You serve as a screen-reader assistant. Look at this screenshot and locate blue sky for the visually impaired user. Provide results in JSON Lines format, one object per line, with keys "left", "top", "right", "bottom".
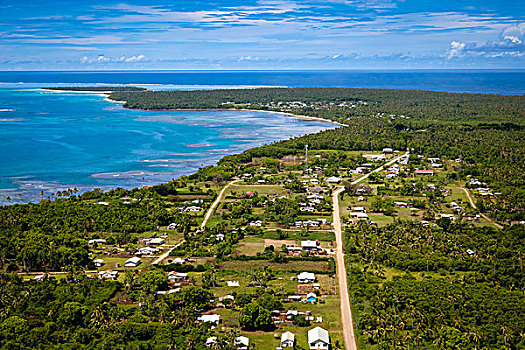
{"left": 1, "top": 0, "right": 524, "bottom": 70}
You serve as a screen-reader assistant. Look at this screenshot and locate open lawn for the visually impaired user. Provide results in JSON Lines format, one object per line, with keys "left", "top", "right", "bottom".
{"left": 220, "top": 260, "right": 331, "bottom": 273}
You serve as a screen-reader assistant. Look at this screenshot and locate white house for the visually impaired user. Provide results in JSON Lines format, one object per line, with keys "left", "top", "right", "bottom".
{"left": 308, "top": 327, "right": 330, "bottom": 350}
{"left": 326, "top": 176, "right": 342, "bottom": 184}
{"left": 281, "top": 332, "right": 295, "bottom": 348}
{"left": 352, "top": 206, "right": 366, "bottom": 213}
{"left": 93, "top": 258, "right": 104, "bottom": 267}
{"left": 124, "top": 257, "right": 141, "bottom": 267}
{"left": 235, "top": 336, "right": 250, "bottom": 350}
{"left": 148, "top": 238, "right": 165, "bottom": 245}
{"left": 98, "top": 270, "right": 118, "bottom": 280}
{"left": 184, "top": 206, "right": 202, "bottom": 212}
{"left": 168, "top": 271, "right": 188, "bottom": 281}
{"left": 297, "top": 272, "right": 316, "bottom": 283}
{"left": 350, "top": 212, "right": 369, "bottom": 220}
{"left": 88, "top": 239, "right": 106, "bottom": 245}
{"left": 227, "top": 280, "right": 240, "bottom": 287}
{"left": 167, "top": 223, "right": 178, "bottom": 230}
{"left": 197, "top": 314, "right": 221, "bottom": 325}
{"left": 301, "top": 240, "right": 319, "bottom": 251}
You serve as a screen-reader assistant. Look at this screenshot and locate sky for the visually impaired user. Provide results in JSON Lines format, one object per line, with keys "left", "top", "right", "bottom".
{"left": 0, "top": 0, "right": 524, "bottom": 70}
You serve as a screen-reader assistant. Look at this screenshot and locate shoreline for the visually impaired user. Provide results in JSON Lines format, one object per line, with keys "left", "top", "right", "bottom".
{"left": 40, "top": 88, "right": 347, "bottom": 127}
{"left": 108, "top": 100, "right": 348, "bottom": 127}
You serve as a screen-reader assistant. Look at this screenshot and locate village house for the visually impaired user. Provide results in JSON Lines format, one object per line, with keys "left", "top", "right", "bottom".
{"left": 308, "top": 327, "right": 330, "bottom": 350}
{"left": 301, "top": 240, "right": 319, "bottom": 251}
{"left": 414, "top": 169, "right": 434, "bottom": 176}
{"left": 184, "top": 206, "right": 202, "bottom": 212}
{"left": 326, "top": 176, "right": 342, "bottom": 184}
{"left": 306, "top": 292, "right": 317, "bottom": 303}
{"left": 297, "top": 272, "right": 316, "bottom": 283}
{"left": 93, "top": 258, "right": 104, "bottom": 267}
{"left": 98, "top": 270, "right": 118, "bottom": 280}
{"left": 235, "top": 336, "right": 250, "bottom": 350}
{"left": 350, "top": 212, "right": 369, "bottom": 220}
{"left": 88, "top": 238, "right": 106, "bottom": 245}
{"left": 148, "top": 237, "right": 165, "bottom": 245}
{"left": 168, "top": 271, "right": 188, "bottom": 281}
{"left": 167, "top": 223, "right": 178, "bottom": 230}
{"left": 281, "top": 332, "right": 295, "bottom": 348}
{"left": 197, "top": 314, "right": 221, "bottom": 325}
{"left": 124, "top": 257, "right": 141, "bottom": 267}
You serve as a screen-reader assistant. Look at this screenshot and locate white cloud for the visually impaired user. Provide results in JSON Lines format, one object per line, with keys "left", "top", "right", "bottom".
{"left": 504, "top": 35, "right": 522, "bottom": 44}
{"left": 447, "top": 41, "right": 465, "bottom": 59}
{"left": 125, "top": 54, "right": 145, "bottom": 62}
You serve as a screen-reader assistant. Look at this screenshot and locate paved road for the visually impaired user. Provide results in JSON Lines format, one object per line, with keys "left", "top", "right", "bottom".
{"left": 331, "top": 151, "right": 409, "bottom": 350}
{"left": 460, "top": 187, "right": 503, "bottom": 229}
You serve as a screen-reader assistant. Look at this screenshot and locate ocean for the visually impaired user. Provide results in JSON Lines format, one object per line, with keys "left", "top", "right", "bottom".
{"left": 0, "top": 70, "right": 523, "bottom": 204}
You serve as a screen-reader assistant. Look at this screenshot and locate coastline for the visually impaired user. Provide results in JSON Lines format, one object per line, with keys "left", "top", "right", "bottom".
{"left": 40, "top": 88, "right": 347, "bottom": 127}
{"left": 106, "top": 96, "right": 348, "bottom": 127}
{"left": 121, "top": 107, "right": 348, "bottom": 127}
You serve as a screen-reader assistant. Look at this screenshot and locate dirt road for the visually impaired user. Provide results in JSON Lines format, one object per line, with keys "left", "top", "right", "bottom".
{"left": 332, "top": 186, "right": 358, "bottom": 350}
{"left": 460, "top": 187, "right": 503, "bottom": 229}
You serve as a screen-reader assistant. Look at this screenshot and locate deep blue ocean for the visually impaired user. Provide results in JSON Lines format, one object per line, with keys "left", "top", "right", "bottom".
{"left": 0, "top": 70, "right": 523, "bottom": 204}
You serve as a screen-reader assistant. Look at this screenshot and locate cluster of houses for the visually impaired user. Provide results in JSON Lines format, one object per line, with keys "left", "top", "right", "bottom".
{"left": 204, "top": 327, "right": 331, "bottom": 350}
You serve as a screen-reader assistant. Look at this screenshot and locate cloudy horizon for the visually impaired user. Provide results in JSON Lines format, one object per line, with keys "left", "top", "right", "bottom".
{"left": 1, "top": 1, "right": 524, "bottom": 70}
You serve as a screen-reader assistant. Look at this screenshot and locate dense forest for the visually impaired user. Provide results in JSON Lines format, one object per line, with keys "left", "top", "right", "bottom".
{"left": 109, "top": 87, "right": 525, "bottom": 124}
{"left": 345, "top": 221, "right": 525, "bottom": 349}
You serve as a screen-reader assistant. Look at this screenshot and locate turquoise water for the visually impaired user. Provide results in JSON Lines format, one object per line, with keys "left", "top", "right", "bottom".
{"left": 0, "top": 87, "right": 337, "bottom": 204}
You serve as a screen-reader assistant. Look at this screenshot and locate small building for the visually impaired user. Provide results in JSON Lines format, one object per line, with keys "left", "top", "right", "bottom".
{"left": 235, "top": 336, "right": 250, "bottom": 350}
{"left": 350, "top": 212, "right": 369, "bottom": 220}
{"left": 281, "top": 332, "right": 295, "bottom": 348}
{"left": 227, "top": 280, "right": 240, "bottom": 287}
{"left": 308, "top": 327, "right": 330, "bottom": 350}
{"left": 168, "top": 271, "right": 188, "bottom": 281}
{"left": 205, "top": 337, "right": 217, "bottom": 347}
{"left": 383, "top": 148, "right": 393, "bottom": 154}
{"left": 352, "top": 206, "right": 366, "bottom": 213}
{"left": 297, "top": 272, "right": 316, "bottom": 283}
{"left": 197, "top": 314, "right": 221, "bottom": 325}
{"left": 301, "top": 240, "right": 319, "bottom": 251}
{"left": 148, "top": 238, "right": 165, "bottom": 245}
{"left": 414, "top": 169, "right": 434, "bottom": 176}
{"left": 88, "top": 239, "right": 106, "bottom": 245}
{"left": 124, "top": 257, "right": 141, "bottom": 267}
{"left": 394, "top": 201, "right": 408, "bottom": 208}
{"left": 250, "top": 220, "right": 263, "bottom": 227}
{"left": 93, "top": 258, "right": 104, "bottom": 267}
{"left": 306, "top": 292, "right": 317, "bottom": 303}
{"left": 98, "top": 270, "right": 118, "bottom": 280}
{"left": 167, "top": 223, "right": 178, "bottom": 230}
{"left": 326, "top": 176, "right": 342, "bottom": 184}
{"left": 184, "top": 206, "right": 202, "bottom": 212}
